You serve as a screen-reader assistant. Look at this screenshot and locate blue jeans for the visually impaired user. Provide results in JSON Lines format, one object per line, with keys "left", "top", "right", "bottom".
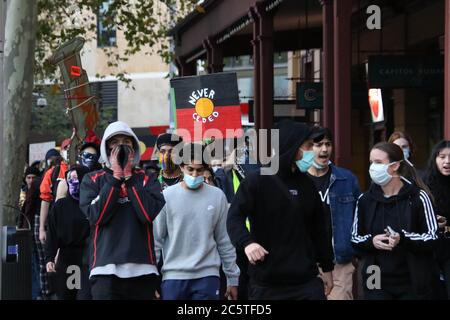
{"left": 161, "top": 276, "right": 220, "bottom": 300}
{"left": 31, "top": 247, "right": 41, "bottom": 300}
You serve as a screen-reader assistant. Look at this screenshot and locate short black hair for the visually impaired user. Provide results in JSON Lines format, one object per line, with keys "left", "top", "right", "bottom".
{"left": 80, "top": 142, "right": 100, "bottom": 155}
{"left": 156, "top": 133, "right": 183, "bottom": 150}
{"left": 180, "top": 143, "right": 207, "bottom": 166}
{"left": 312, "top": 126, "right": 333, "bottom": 143}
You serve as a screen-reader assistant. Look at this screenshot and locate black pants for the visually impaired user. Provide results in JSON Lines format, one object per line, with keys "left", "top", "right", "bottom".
{"left": 441, "top": 259, "right": 450, "bottom": 299}
{"left": 249, "top": 277, "right": 326, "bottom": 300}
{"left": 90, "top": 274, "right": 158, "bottom": 300}
{"left": 77, "top": 264, "right": 92, "bottom": 300}
{"left": 55, "top": 249, "right": 85, "bottom": 300}
{"left": 364, "top": 285, "right": 417, "bottom": 300}
{"left": 236, "top": 249, "right": 250, "bottom": 300}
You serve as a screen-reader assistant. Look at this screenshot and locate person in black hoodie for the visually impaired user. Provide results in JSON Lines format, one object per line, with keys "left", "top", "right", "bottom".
{"left": 227, "top": 120, "right": 334, "bottom": 300}
{"left": 80, "top": 121, "right": 165, "bottom": 300}
{"left": 352, "top": 142, "right": 438, "bottom": 300}
{"left": 45, "top": 165, "right": 90, "bottom": 300}
{"left": 423, "top": 140, "right": 450, "bottom": 298}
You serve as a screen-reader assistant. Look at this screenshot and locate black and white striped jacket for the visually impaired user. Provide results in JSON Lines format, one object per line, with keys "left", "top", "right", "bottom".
{"left": 351, "top": 182, "right": 438, "bottom": 298}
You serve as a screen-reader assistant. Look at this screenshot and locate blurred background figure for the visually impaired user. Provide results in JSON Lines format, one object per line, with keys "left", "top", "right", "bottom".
{"left": 388, "top": 131, "right": 416, "bottom": 166}
{"left": 423, "top": 141, "right": 450, "bottom": 299}
{"left": 19, "top": 166, "right": 42, "bottom": 300}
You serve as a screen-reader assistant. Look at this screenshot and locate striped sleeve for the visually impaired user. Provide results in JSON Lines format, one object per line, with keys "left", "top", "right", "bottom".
{"left": 401, "top": 190, "right": 438, "bottom": 242}
{"left": 400, "top": 190, "right": 438, "bottom": 252}
{"left": 351, "top": 194, "right": 376, "bottom": 253}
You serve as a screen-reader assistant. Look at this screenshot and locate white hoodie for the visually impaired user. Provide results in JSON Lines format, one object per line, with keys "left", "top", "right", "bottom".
{"left": 100, "top": 121, "right": 141, "bottom": 168}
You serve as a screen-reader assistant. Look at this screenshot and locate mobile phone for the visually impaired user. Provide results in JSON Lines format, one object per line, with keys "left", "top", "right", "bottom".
{"left": 386, "top": 226, "right": 398, "bottom": 237}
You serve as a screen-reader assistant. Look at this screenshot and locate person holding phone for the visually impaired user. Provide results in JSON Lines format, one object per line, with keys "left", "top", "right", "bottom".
{"left": 351, "top": 142, "right": 439, "bottom": 300}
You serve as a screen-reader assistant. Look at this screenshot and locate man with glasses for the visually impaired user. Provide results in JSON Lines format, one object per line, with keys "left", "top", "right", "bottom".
{"left": 154, "top": 143, "right": 240, "bottom": 300}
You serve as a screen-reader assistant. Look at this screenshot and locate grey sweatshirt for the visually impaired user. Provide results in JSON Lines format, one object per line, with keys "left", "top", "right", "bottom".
{"left": 154, "top": 183, "right": 240, "bottom": 286}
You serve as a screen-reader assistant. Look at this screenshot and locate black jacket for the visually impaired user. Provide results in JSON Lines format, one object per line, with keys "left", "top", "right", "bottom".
{"left": 80, "top": 168, "right": 165, "bottom": 269}
{"left": 215, "top": 163, "right": 260, "bottom": 204}
{"left": 227, "top": 120, "right": 334, "bottom": 286}
{"left": 351, "top": 182, "right": 439, "bottom": 298}
{"left": 45, "top": 196, "right": 90, "bottom": 265}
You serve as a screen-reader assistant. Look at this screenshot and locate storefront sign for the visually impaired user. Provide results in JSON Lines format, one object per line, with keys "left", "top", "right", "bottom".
{"left": 368, "top": 55, "right": 444, "bottom": 88}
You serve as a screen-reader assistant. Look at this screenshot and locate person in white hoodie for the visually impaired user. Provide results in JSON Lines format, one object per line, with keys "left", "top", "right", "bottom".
{"left": 80, "top": 121, "right": 165, "bottom": 300}
{"left": 154, "top": 143, "right": 240, "bottom": 300}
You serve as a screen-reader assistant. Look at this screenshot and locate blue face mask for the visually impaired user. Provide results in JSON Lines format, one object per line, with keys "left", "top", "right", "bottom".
{"left": 184, "top": 174, "right": 204, "bottom": 189}
{"left": 313, "top": 160, "right": 332, "bottom": 170}
{"left": 313, "top": 161, "right": 325, "bottom": 170}
{"left": 403, "top": 148, "right": 411, "bottom": 160}
{"left": 296, "top": 150, "right": 316, "bottom": 173}
{"left": 369, "top": 162, "right": 396, "bottom": 186}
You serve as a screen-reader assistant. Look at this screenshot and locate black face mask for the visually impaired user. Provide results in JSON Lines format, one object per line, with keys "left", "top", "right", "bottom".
{"left": 117, "top": 144, "right": 133, "bottom": 169}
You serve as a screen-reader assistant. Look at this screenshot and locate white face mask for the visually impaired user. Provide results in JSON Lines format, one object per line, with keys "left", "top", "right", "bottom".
{"left": 369, "top": 162, "right": 396, "bottom": 186}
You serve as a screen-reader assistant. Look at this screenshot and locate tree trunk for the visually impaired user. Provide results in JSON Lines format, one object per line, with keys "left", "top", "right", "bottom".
{"left": 0, "top": 0, "right": 7, "bottom": 299}
{"left": 1, "top": 0, "right": 38, "bottom": 228}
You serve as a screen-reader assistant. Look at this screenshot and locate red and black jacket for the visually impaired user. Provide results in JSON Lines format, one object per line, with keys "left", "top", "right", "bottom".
{"left": 80, "top": 168, "right": 165, "bottom": 270}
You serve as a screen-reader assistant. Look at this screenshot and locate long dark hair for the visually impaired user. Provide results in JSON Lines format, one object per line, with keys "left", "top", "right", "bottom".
{"left": 423, "top": 141, "right": 450, "bottom": 216}
{"left": 372, "top": 142, "right": 432, "bottom": 197}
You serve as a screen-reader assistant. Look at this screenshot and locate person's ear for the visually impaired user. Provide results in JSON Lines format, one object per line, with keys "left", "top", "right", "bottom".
{"left": 391, "top": 161, "right": 401, "bottom": 173}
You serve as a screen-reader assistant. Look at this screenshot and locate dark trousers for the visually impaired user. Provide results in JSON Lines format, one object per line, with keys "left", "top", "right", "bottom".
{"left": 161, "top": 276, "right": 220, "bottom": 300}
{"left": 90, "top": 274, "right": 158, "bottom": 300}
{"left": 77, "top": 264, "right": 92, "bottom": 300}
{"left": 364, "top": 285, "right": 417, "bottom": 300}
{"left": 441, "top": 259, "right": 450, "bottom": 299}
{"left": 55, "top": 249, "right": 85, "bottom": 300}
{"left": 248, "top": 277, "right": 326, "bottom": 300}
{"left": 34, "top": 215, "right": 50, "bottom": 297}
{"left": 236, "top": 249, "right": 249, "bottom": 300}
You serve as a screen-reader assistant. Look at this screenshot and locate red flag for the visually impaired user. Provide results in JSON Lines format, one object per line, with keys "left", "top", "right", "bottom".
{"left": 170, "top": 73, "right": 242, "bottom": 142}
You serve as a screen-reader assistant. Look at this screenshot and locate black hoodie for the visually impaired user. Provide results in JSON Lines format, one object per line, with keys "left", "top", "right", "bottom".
{"left": 46, "top": 165, "right": 91, "bottom": 266}
{"left": 352, "top": 182, "right": 439, "bottom": 298}
{"left": 227, "top": 120, "right": 334, "bottom": 286}
{"left": 424, "top": 171, "right": 450, "bottom": 261}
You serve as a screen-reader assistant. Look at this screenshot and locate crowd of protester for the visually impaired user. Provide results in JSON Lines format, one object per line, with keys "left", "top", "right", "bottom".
{"left": 17, "top": 120, "right": 450, "bottom": 300}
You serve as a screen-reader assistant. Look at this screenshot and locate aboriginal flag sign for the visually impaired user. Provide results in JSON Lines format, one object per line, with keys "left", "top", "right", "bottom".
{"left": 170, "top": 72, "right": 242, "bottom": 141}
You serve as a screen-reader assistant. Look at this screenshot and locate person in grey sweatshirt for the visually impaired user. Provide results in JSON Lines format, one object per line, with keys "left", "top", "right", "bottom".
{"left": 154, "top": 143, "right": 240, "bottom": 300}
